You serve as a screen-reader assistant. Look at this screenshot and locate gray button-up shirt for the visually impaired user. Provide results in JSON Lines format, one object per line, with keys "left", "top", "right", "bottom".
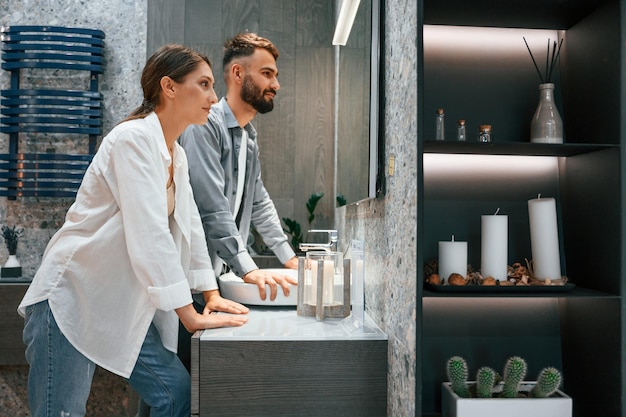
{"left": 178, "top": 98, "right": 295, "bottom": 278}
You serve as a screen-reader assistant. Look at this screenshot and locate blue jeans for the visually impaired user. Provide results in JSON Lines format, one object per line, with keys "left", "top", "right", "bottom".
{"left": 23, "top": 300, "right": 190, "bottom": 417}
{"left": 136, "top": 299, "right": 201, "bottom": 417}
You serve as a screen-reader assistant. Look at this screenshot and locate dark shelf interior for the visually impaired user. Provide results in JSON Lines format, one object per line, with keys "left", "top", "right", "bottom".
{"left": 419, "top": 1, "right": 623, "bottom": 416}
{"left": 424, "top": 0, "right": 613, "bottom": 29}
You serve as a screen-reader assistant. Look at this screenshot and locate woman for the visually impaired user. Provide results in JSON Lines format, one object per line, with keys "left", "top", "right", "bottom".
{"left": 18, "top": 44, "right": 249, "bottom": 417}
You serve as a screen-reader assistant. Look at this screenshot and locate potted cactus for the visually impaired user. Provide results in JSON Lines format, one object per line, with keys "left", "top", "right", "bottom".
{"left": 442, "top": 356, "right": 572, "bottom": 417}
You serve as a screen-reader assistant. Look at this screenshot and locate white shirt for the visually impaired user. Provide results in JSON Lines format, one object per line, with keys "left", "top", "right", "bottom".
{"left": 18, "top": 112, "right": 217, "bottom": 378}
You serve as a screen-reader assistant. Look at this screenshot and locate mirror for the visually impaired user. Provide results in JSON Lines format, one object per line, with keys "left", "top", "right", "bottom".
{"left": 147, "top": 0, "right": 382, "bottom": 228}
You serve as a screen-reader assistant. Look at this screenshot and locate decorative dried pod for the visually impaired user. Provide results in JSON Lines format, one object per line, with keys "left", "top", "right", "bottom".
{"left": 509, "top": 262, "right": 528, "bottom": 279}
{"left": 426, "top": 273, "right": 441, "bottom": 285}
{"left": 482, "top": 276, "right": 497, "bottom": 286}
{"left": 499, "top": 280, "right": 514, "bottom": 286}
{"left": 448, "top": 273, "right": 467, "bottom": 286}
{"left": 466, "top": 271, "right": 481, "bottom": 286}
{"left": 424, "top": 259, "right": 438, "bottom": 278}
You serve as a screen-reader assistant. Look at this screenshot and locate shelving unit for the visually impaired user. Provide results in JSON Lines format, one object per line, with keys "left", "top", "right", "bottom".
{"left": 417, "top": 1, "right": 624, "bottom": 416}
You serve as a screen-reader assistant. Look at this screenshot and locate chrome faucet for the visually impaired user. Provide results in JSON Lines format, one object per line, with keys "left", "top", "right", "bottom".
{"left": 299, "top": 229, "right": 338, "bottom": 252}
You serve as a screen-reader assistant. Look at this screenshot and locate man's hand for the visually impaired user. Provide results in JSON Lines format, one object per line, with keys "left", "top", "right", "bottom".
{"left": 283, "top": 256, "right": 299, "bottom": 270}
{"left": 242, "top": 269, "right": 298, "bottom": 301}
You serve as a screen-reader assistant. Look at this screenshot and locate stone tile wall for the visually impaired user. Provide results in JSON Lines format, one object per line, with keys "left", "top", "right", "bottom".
{"left": 0, "top": 0, "right": 147, "bottom": 276}
{"left": 339, "top": 0, "right": 419, "bottom": 415}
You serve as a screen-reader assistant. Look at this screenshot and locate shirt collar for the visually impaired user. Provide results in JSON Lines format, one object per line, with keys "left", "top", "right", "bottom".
{"left": 219, "top": 97, "right": 257, "bottom": 139}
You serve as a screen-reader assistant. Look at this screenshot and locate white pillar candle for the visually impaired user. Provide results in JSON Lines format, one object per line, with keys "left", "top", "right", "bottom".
{"left": 305, "top": 260, "right": 318, "bottom": 305}
{"left": 439, "top": 236, "right": 467, "bottom": 281}
{"left": 528, "top": 196, "right": 562, "bottom": 280}
{"left": 322, "top": 260, "right": 335, "bottom": 304}
{"left": 481, "top": 213, "right": 508, "bottom": 281}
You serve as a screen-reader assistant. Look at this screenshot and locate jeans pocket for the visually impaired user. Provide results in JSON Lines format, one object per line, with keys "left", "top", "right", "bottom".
{"left": 23, "top": 303, "right": 36, "bottom": 319}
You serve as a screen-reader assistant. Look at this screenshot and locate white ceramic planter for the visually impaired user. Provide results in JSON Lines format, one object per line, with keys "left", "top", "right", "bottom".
{"left": 441, "top": 382, "right": 572, "bottom": 417}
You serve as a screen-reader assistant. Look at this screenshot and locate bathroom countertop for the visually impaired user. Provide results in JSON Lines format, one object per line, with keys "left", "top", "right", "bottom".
{"left": 197, "top": 307, "right": 387, "bottom": 341}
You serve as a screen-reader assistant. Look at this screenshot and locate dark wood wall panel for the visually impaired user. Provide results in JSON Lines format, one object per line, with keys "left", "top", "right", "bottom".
{"left": 184, "top": 0, "right": 223, "bottom": 45}
{"left": 221, "top": 1, "right": 260, "bottom": 39}
{"left": 148, "top": 0, "right": 185, "bottom": 48}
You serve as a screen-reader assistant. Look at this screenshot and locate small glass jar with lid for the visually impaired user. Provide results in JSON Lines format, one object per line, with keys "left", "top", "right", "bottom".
{"left": 478, "top": 124, "right": 492, "bottom": 142}
{"left": 457, "top": 119, "right": 466, "bottom": 141}
{"left": 435, "top": 108, "right": 445, "bottom": 141}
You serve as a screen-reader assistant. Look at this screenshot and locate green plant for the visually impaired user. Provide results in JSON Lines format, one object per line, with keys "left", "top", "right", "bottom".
{"left": 530, "top": 367, "right": 562, "bottom": 398}
{"left": 475, "top": 367, "right": 498, "bottom": 398}
{"left": 282, "top": 217, "right": 303, "bottom": 252}
{"left": 282, "top": 192, "right": 324, "bottom": 252}
{"left": 502, "top": 356, "right": 527, "bottom": 398}
{"left": 305, "top": 192, "right": 324, "bottom": 224}
{"left": 1, "top": 224, "right": 24, "bottom": 255}
{"left": 446, "top": 356, "right": 470, "bottom": 398}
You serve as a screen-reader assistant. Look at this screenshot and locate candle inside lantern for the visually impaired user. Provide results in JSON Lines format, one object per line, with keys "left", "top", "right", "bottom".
{"left": 481, "top": 210, "right": 508, "bottom": 281}
{"left": 322, "top": 260, "right": 335, "bottom": 305}
{"left": 439, "top": 235, "right": 467, "bottom": 281}
{"left": 528, "top": 195, "right": 562, "bottom": 280}
{"left": 305, "top": 251, "right": 340, "bottom": 306}
{"left": 305, "top": 259, "right": 318, "bottom": 305}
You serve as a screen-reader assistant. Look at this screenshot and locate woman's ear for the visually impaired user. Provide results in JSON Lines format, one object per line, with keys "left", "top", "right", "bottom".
{"left": 160, "top": 76, "right": 176, "bottom": 99}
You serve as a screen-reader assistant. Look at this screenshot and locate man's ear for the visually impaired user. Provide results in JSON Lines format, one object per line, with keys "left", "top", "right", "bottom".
{"left": 231, "top": 63, "right": 245, "bottom": 84}
{"left": 160, "top": 76, "right": 176, "bottom": 99}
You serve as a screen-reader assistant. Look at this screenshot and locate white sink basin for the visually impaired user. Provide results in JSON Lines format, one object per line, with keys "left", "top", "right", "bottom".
{"left": 217, "top": 268, "right": 298, "bottom": 306}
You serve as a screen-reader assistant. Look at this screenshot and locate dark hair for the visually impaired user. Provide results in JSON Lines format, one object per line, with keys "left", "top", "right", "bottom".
{"left": 222, "top": 33, "right": 279, "bottom": 74}
{"left": 123, "top": 44, "right": 212, "bottom": 122}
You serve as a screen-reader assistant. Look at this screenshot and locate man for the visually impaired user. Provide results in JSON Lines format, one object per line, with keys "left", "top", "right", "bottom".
{"left": 179, "top": 32, "right": 298, "bottom": 303}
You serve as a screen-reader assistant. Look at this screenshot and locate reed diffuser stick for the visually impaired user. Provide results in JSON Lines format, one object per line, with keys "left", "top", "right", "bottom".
{"left": 524, "top": 36, "right": 564, "bottom": 84}
{"left": 523, "top": 36, "right": 544, "bottom": 83}
{"left": 547, "top": 38, "right": 564, "bottom": 84}
{"left": 546, "top": 38, "right": 550, "bottom": 82}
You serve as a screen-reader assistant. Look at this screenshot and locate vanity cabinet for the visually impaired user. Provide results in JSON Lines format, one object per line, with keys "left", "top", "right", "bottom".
{"left": 190, "top": 308, "right": 387, "bottom": 417}
{"left": 417, "top": 1, "right": 624, "bottom": 416}
{"left": 0, "top": 281, "right": 29, "bottom": 365}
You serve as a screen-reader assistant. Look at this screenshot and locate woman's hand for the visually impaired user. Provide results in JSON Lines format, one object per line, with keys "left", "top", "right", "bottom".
{"left": 203, "top": 289, "right": 249, "bottom": 314}
{"left": 176, "top": 299, "right": 248, "bottom": 333}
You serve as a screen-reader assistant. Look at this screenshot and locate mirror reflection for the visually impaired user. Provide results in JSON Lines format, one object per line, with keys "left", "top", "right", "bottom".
{"left": 148, "top": 0, "right": 376, "bottom": 230}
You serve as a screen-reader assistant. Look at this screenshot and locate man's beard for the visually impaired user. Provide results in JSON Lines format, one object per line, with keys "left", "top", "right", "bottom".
{"left": 241, "top": 75, "right": 275, "bottom": 114}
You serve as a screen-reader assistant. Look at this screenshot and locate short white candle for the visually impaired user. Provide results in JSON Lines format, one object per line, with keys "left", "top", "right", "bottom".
{"left": 439, "top": 236, "right": 467, "bottom": 281}
{"left": 528, "top": 195, "right": 562, "bottom": 280}
{"left": 481, "top": 212, "right": 508, "bottom": 281}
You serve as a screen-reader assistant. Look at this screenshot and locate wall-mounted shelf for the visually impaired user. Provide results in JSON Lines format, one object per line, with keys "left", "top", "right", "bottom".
{"left": 423, "top": 285, "right": 618, "bottom": 298}
{"left": 423, "top": 141, "right": 617, "bottom": 157}
{"left": 418, "top": 1, "right": 623, "bottom": 416}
